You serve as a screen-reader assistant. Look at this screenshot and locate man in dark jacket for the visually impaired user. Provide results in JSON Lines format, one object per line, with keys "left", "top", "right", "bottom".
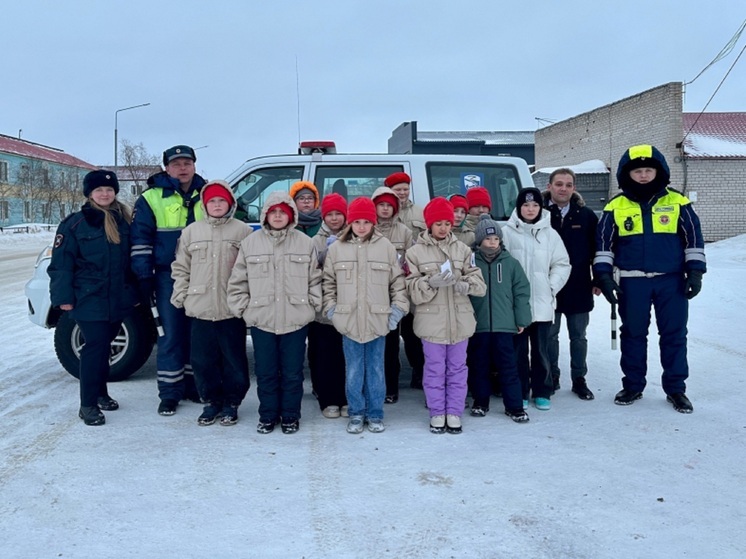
{"left": 543, "top": 168, "right": 598, "bottom": 400}
{"left": 131, "top": 145, "right": 206, "bottom": 415}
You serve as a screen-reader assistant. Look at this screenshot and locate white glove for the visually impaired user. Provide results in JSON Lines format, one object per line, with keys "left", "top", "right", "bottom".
{"left": 428, "top": 270, "right": 456, "bottom": 288}
{"left": 326, "top": 305, "right": 336, "bottom": 319}
{"left": 454, "top": 281, "right": 469, "bottom": 296}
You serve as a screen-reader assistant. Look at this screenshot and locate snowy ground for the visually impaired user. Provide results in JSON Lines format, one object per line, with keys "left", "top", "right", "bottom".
{"left": 1, "top": 230, "right": 745, "bottom": 559}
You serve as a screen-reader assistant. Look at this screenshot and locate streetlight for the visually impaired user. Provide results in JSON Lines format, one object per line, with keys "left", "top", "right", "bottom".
{"left": 114, "top": 103, "right": 150, "bottom": 168}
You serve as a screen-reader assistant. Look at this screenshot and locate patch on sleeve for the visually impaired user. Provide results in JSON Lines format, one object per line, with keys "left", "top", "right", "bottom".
{"left": 54, "top": 234, "right": 64, "bottom": 248}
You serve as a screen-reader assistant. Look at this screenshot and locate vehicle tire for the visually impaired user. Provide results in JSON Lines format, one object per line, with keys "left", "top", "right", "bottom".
{"left": 53, "top": 309, "right": 155, "bottom": 382}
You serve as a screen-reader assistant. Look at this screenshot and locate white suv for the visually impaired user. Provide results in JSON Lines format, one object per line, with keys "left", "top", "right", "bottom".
{"left": 26, "top": 144, "right": 535, "bottom": 381}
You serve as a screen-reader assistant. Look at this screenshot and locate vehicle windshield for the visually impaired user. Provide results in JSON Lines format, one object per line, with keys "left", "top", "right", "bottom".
{"left": 232, "top": 166, "right": 304, "bottom": 223}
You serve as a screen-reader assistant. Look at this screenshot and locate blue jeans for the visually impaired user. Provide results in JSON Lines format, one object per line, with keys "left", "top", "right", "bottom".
{"left": 548, "top": 311, "right": 590, "bottom": 381}
{"left": 251, "top": 326, "right": 308, "bottom": 423}
{"left": 342, "top": 336, "right": 385, "bottom": 420}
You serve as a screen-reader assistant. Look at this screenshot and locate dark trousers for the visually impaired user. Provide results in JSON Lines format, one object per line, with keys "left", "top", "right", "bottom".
{"left": 548, "top": 311, "right": 590, "bottom": 381}
{"left": 251, "top": 326, "right": 308, "bottom": 423}
{"left": 76, "top": 320, "right": 121, "bottom": 407}
{"left": 384, "top": 328, "right": 402, "bottom": 396}
{"left": 400, "top": 313, "right": 425, "bottom": 386}
{"left": 514, "top": 321, "right": 553, "bottom": 399}
{"left": 469, "top": 332, "right": 523, "bottom": 411}
{"left": 618, "top": 273, "right": 689, "bottom": 394}
{"left": 307, "top": 321, "right": 347, "bottom": 409}
{"left": 155, "top": 271, "right": 197, "bottom": 401}
{"left": 191, "top": 318, "right": 250, "bottom": 407}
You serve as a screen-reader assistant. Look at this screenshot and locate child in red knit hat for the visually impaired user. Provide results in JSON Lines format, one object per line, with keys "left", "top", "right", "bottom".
{"left": 404, "top": 197, "right": 486, "bottom": 434}
{"left": 322, "top": 197, "right": 409, "bottom": 434}
{"left": 449, "top": 194, "right": 475, "bottom": 247}
{"left": 308, "top": 193, "right": 349, "bottom": 419}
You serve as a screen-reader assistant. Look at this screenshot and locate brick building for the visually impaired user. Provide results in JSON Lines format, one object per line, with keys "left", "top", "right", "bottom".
{"left": 535, "top": 82, "right": 746, "bottom": 241}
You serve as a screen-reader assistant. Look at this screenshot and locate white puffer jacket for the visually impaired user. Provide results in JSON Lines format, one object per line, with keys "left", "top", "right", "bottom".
{"left": 501, "top": 208, "right": 570, "bottom": 322}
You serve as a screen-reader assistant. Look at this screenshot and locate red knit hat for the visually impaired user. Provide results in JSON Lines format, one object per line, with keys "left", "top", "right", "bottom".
{"left": 449, "top": 194, "right": 468, "bottom": 212}
{"left": 202, "top": 181, "right": 234, "bottom": 205}
{"left": 321, "top": 193, "right": 348, "bottom": 219}
{"left": 347, "top": 197, "right": 377, "bottom": 224}
{"left": 465, "top": 186, "right": 491, "bottom": 210}
{"left": 265, "top": 202, "right": 294, "bottom": 224}
{"left": 384, "top": 172, "right": 411, "bottom": 188}
{"left": 423, "top": 197, "right": 455, "bottom": 229}
{"left": 373, "top": 192, "right": 399, "bottom": 214}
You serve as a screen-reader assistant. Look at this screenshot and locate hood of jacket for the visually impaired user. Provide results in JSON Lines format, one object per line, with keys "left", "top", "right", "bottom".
{"left": 507, "top": 206, "right": 552, "bottom": 236}
{"left": 200, "top": 180, "right": 238, "bottom": 224}
{"left": 259, "top": 190, "right": 299, "bottom": 231}
{"left": 542, "top": 190, "right": 587, "bottom": 208}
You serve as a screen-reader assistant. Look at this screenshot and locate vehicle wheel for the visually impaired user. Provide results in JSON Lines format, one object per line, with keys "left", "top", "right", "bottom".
{"left": 53, "top": 310, "right": 155, "bottom": 382}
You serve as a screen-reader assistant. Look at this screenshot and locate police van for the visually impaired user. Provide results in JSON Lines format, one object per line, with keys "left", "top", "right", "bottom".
{"left": 25, "top": 142, "right": 535, "bottom": 381}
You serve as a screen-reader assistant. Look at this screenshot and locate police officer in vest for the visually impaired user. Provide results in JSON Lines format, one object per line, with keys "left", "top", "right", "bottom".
{"left": 131, "top": 145, "right": 206, "bottom": 415}
{"left": 594, "top": 145, "right": 706, "bottom": 413}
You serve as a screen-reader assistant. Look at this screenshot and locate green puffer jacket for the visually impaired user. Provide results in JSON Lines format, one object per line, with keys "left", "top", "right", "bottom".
{"left": 470, "top": 248, "right": 532, "bottom": 333}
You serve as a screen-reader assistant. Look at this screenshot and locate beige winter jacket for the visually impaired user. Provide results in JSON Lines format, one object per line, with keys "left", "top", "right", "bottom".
{"left": 397, "top": 198, "right": 426, "bottom": 237}
{"left": 227, "top": 191, "right": 322, "bottom": 334}
{"left": 405, "top": 231, "right": 486, "bottom": 344}
{"left": 170, "top": 187, "right": 252, "bottom": 321}
{"left": 312, "top": 222, "right": 342, "bottom": 325}
{"left": 322, "top": 228, "right": 409, "bottom": 344}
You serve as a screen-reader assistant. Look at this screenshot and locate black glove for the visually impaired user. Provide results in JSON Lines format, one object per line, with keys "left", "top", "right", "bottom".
{"left": 138, "top": 277, "right": 155, "bottom": 306}
{"left": 685, "top": 270, "right": 703, "bottom": 300}
{"left": 596, "top": 273, "right": 622, "bottom": 305}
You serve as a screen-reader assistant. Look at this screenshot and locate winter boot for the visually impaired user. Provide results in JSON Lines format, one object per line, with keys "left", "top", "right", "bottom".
{"left": 79, "top": 406, "right": 105, "bottom": 426}
{"left": 667, "top": 393, "right": 693, "bottom": 414}
{"left": 257, "top": 419, "right": 278, "bottom": 434}
{"left": 572, "top": 378, "right": 595, "bottom": 400}
{"left": 197, "top": 403, "right": 222, "bottom": 426}
{"left": 446, "top": 414, "right": 462, "bottom": 434}
{"left": 219, "top": 404, "right": 239, "bottom": 426}
{"left": 97, "top": 396, "right": 119, "bottom": 411}
{"left": 429, "top": 414, "right": 446, "bottom": 434}
{"left": 470, "top": 405, "right": 488, "bottom": 417}
{"left": 158, "top": 399, "right": 178, "bottom": 416}
{"left": 505, "top": 408, "right": 530, "bottom": 423}
{"left": 281, "top": 419, "right": 300, "bottom": 434}
{"left": 614, "top": 389, "right": 643, "bottom": 406}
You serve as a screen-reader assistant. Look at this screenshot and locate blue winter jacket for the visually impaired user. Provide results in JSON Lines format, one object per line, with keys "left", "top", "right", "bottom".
{"left": 48, "top": 204, "right": 137, "bottom": 322}
{"left": 130, "top": 171, "right": 206, "bottom": 279}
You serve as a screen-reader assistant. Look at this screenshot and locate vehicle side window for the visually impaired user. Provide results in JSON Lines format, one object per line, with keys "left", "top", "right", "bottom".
{"left": 426, "top": 163, "right": 522, "bottom": 220}
{"left": 232, "top": 166, "right": 304, "bottom": 223}
{"left": 313, "top": 165, "right": 404, "bottom": 203}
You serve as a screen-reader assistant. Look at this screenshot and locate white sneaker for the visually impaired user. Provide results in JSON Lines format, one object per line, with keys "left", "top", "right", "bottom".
{"left": 322, "top": 406, "right": 340, "bottom": 418}
{"left": 346, "top": 416, "right": 364, "bottom": 434}
{"left": 366, "top": 418, "right": 385, "bottom": 433}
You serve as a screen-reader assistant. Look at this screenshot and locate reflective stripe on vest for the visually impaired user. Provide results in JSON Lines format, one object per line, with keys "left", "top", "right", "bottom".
{"left": 606, "top": 191, "right": 688, "bottom": 237}
{"left": 142, "top": 188, "right": 203, "bottom": 230}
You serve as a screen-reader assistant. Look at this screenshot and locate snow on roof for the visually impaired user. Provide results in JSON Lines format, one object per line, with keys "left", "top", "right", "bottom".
{"left": 416, "top": 130, "right": 535, "bottom": 146}
{"left": 534, "top": 159, "right": 610, "bottom": 175}
{"left": 0, "top": 133, "right": 96, "bottom": 169}
{"left": 682, "top": 113, "right": 746, "bottom": 158}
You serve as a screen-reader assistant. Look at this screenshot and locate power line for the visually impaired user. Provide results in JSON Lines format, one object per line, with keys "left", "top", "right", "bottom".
{"left": 685, "top": 19, "right": 746, "bottom": 85}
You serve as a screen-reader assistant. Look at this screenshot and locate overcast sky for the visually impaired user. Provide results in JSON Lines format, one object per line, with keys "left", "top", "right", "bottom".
{"left": 2, "top": 1, "right": 745, "bottom": 179}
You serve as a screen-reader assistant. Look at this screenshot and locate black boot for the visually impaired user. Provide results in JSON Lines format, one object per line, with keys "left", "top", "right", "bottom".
{"left": 667, "top": 393, "right": 693, "bottom": 414}
{"left": 614, "top": 389, "right": 643, "bottom": 405}
{"left": 572, "top": 378, "right": 595, "bottom": 400}
{"left": 79, "top": 406, "right": 105, "bottom": 426}
{"left": 97, "top": 396, "right": 119, "bottom": 411}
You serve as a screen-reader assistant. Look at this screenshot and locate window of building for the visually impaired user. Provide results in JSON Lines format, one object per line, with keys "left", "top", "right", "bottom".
{"left": 59, "top": 203, "right": 66, "bottom": 219}
{"left": 0, "top": 201, "right": 8, "bottom": 220}
{"left": 24, "top": 201, "right": 32, "bottom": 221}
{"left": 0, "top": 160, "right": 8, "bottom": 182}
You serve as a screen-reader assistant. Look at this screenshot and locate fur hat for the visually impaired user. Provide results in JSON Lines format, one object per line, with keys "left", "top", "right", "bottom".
{"left": 347, "top": 197, "right": 377, "bottom": 224}
{"left": 474, "top": 214, "right": 503, "bottom": 246}
{"left": 423, "top": 197, "right": 455, "bottom": 229}
{"left": 465, "top": 186, "right": 491, "bottom": 210}
{"left": 321, "top": 193, "right": 347, "bottom": 219}
{"left": 289, "top": 181, "right": 320, "bottom": 208}
{"left": 83, "top": 170, "right": 119, "bottom": 197}
{"left": 202, "top": 180, "right": 234, "bottom": 205}
{"left": 162, "top": 145, "right": 196, "bottom": 166}
{"left": 384, "top": 171, "right": 411, "bottom": 188}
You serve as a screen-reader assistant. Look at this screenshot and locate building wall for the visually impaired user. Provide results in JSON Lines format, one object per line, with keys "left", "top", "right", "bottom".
{"left": 535, "top": 82, "right": 683, "bottom": 193}
{"left": 684, "top": 159, "right": 746, "bottom": 242}
{"left": 535, "top": 81, "right": 746, "bottom": 241}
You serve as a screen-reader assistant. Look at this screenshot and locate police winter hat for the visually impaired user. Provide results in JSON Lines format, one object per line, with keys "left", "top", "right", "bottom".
{"left": 347, "top": 197, "right": 377, "bottom": 224}
{"left": 474, "top": 214, "right": 503, "bottom": 246}
{"left": 616, "top": 144, "right": 671, "bottom": 193}
{"left": 384, "top": 172, "right": 411, "bottom": 187}
{"left": 163, "top": 145, "right": 197, "bottom": 166}
{"left": 465, "top": 186, "right": 491, "bottom": 210}
{"left": 83, "top": 170, "right": 119, "bottom": 197}
{"left": 423, "top": 197, "right": 455, "bottom": 229}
